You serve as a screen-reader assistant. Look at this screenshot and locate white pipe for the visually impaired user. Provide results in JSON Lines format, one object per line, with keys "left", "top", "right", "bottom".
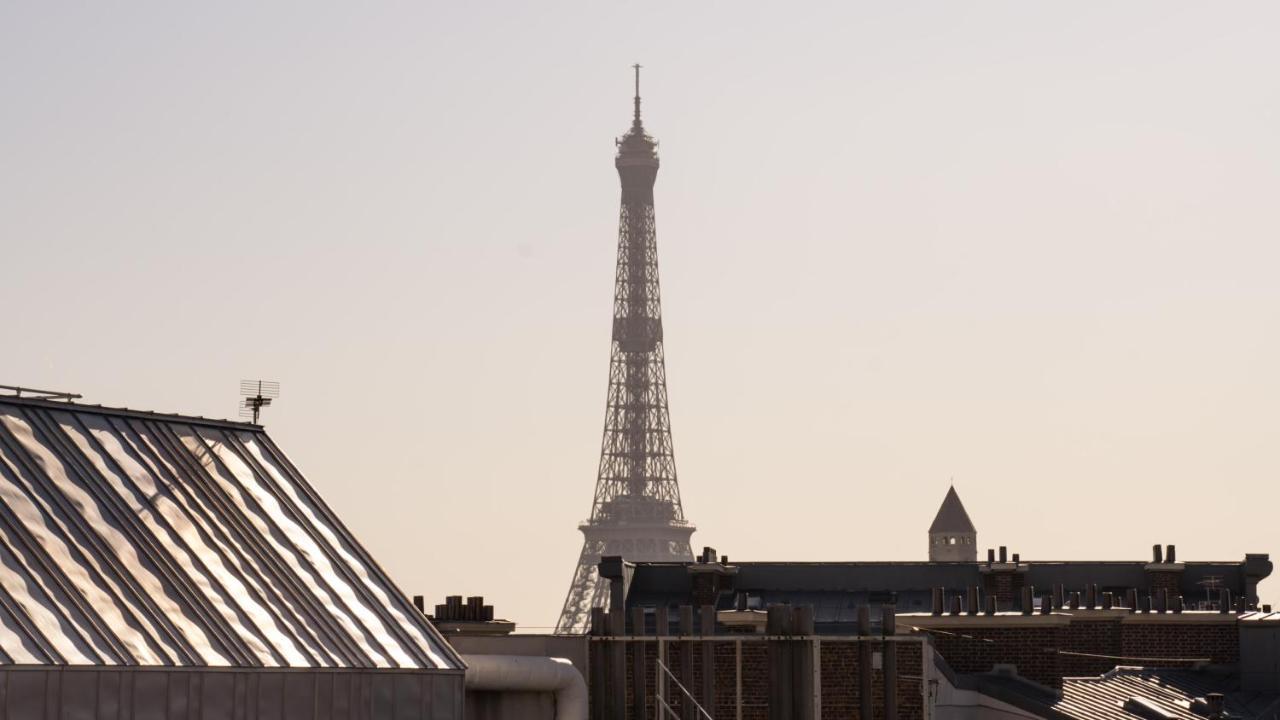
{"left": 462, "top": 654, "right": 588, "bottom": 720}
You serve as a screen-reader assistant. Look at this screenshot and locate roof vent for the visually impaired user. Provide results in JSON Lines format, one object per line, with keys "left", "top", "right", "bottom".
{"left": 1122, "top": 696, "right": 1177, "bottom": 720}
{"left": 1189, "top": 693, "right": 1226, "bottom": 719}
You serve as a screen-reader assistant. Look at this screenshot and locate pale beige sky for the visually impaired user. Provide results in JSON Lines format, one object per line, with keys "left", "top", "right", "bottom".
{"left": 3, "top": 2, "right": 1279, "bottom": 627}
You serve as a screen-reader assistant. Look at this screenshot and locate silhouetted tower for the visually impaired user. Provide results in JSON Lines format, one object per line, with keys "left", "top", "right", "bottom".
{"left": 928, "top": 485, "right": 977, "bottom": 562}
{"left": 556, "top": 67, "right": 695, "bottom": 634}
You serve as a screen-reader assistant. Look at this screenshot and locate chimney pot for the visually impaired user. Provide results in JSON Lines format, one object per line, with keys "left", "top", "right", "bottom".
{"left": 967, "top": 586, "right": 979, "bottom": 616}
{"left": 1165, "top": 544, "right": 1176, "bottom": 563}
{"left": 950, "top": 594, "right": 962, "bottom": 616}
{"left": 999, "top": 546, "right": 1008, "bottom": 563}
{"left": 1153, "top": 544, "right": 1163, "bottom": 563}
{"left": 931, "top": 587, "right": 943, "bottom": 616}
{"left": 413, "top": 595, "right": 425, "bottom": 612}
{"left": 1102, "top": 592, "right": 1113, "bottom": 610}
{"left": 1011, "top": 553, "right": 1020, "bottom": 563}
{"left": 988, "top": 548, "right": 996, "bottom": 563}
{"left": 985, "top": 595, "right": 996, "bottom": 616}
{"left": 882, "top": 605, "right": 897, "bottom": 637}
{"left": 1040, "top": 594, "right": 1051, "bottom": 615}
{"left": 1021, "top": 587, "right": 1033, "bottom": 616}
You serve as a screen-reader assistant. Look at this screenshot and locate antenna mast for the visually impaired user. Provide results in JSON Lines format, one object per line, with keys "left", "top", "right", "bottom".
{"left": 239, "top": 380, "right": 280, "bottom": 424}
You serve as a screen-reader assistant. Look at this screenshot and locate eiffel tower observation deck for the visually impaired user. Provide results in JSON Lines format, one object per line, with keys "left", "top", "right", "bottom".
{"left": 556, "top": 67, "right": 695, "bottom": 634}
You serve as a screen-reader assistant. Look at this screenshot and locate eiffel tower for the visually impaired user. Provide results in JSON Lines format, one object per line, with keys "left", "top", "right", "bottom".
{"left": 555, "top": 66, "right": 695, "bottom": 634}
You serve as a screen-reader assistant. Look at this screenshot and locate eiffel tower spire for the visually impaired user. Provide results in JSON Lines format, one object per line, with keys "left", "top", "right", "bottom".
{"left": 556, "top": 67, "right": 696, "bottom": 634}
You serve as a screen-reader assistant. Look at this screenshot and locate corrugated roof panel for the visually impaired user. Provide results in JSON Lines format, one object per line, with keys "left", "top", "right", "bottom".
{"left": 1051, "top": 668, "right": 1273, "bottom": 720}
{"left": 0, "top": 398, "right": 461, "bottom": 670}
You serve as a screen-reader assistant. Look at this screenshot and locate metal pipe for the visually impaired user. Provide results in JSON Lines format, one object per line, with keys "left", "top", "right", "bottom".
{"left": 463, "top": 654, "right": 588, "bottom": 720}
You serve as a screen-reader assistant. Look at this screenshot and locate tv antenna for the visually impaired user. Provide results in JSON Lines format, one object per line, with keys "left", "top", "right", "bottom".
{"left": 1198, "top": 575, "right": 1223, "bottom": 608}
{"left": 239, "top": 380, "right": 280, "bottom": 424}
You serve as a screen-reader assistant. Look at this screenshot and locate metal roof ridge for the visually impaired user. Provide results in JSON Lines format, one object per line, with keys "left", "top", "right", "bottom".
{"left": 0, "top": 395, "right": 263, "bottom": 432}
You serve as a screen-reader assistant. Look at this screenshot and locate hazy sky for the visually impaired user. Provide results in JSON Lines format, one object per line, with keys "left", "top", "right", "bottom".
{"left": 4, "top": 2, "right": 1280, "bottom": 627}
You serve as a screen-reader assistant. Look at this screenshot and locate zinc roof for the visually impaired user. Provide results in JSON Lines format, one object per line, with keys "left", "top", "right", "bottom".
{"left": 1053, "top": 668, "right": 1278, "bottom": 719}
{"left": 0, "top": 397, "right": 461, "bottom": 670}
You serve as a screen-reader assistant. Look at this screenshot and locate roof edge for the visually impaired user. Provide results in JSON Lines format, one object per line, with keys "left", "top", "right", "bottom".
{"left": 0, "top": 395, "right": 263, "bottom": 432}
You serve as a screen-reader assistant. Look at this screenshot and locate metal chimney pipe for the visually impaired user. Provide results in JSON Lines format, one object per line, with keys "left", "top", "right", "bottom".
{"left": 1206, "top": 693, "right": 1225, "bottom": 719}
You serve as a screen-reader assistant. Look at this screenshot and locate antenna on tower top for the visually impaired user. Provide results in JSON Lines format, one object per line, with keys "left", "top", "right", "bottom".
{"left": 632, "top": 63, "right": 642, "bottom": 124}
{"left": 239, "top": 380, "right": 279, "bottom": 424}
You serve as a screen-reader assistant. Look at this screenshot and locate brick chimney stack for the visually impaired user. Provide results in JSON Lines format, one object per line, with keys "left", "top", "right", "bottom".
{"left": 687, "top": 546, "right": 738, "bottom": 608}
{"left": 980, "top": 545, "right": 1029, "bottom": 611}
{"left": 1144, "top": 543, "right": 1185, "bottom": 598}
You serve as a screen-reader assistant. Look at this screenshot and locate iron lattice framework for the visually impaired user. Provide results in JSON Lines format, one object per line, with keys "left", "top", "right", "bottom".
{"left": 556, "top": 68, "right": 695, "bottom": 634}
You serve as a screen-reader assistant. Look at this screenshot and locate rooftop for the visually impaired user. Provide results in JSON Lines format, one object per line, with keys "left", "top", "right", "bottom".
{"left": 0, "top": 395, "right": 461, "bottom": 670}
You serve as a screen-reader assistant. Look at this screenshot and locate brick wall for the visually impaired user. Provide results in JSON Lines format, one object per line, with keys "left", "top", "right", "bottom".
{"left": 1146, "top": 570, "right": 1184, "bottom": 597}
{"left": 1120, "top": 622, "right": 1238, "bottom": 665}
{"left": 1060, "top": 618, "right": 1122, "bottom": 677}
{"left": 926, "top": 626, "right": 1065, "bottom": 689}
{"left": 915, "top": 613, "right": 1241, "bottom": 692}
{"left": 982, "top": 572, "right": 1026, "bottom": 610}
{"left": 606, "top": 635, "right": 924, "bottom": 720}
{"left": 819, "top": 641, "right": 924, "bottom": 720}
{"left": 691, "top": 574, "right": 719, "bottom": 608}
